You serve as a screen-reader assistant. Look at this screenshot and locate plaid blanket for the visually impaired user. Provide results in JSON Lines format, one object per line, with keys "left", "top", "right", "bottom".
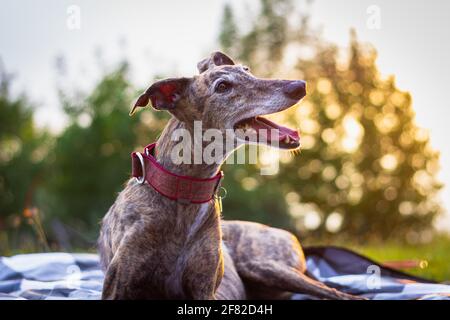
{"left": 0, "top": 246, "right": 449, "bottom": 300}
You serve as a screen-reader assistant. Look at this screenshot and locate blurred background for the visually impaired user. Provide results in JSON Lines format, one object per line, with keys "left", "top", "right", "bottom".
{"left": 1, "top": 0, "right": 450, "bottom": 280}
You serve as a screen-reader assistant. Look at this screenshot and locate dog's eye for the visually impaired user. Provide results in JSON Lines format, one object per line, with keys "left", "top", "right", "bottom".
{"left": 243, "top": 66, "right": 250, "bottom": 72}
{"left": 215, "top": 81, "right": 231, "bottom": 93}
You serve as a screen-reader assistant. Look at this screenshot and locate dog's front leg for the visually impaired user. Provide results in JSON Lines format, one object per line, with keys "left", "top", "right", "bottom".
{"left": 186, "top": 256, "right": 224, "bottom": 300}
{"left": 102, "top": 242, "right": 158, "bottom": 300}
{"left": 183, "top": 241, "right": 225, "bottom": 300}
{"left": 102, "top": 255, "right": 130, "bottom": 299}
{"left": 215, "top": 246, "right": 246, "bottom": 300}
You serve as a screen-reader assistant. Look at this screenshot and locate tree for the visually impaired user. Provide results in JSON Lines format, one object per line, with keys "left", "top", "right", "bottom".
{"left": 219, "top": 4, "right": 239, "bottom": 57}
{"left": 0, "top": 67, "right": 50, "bottom": 252}
{"left": 218, "top": 0, "right": 442, "bottom": 242}
{"left": 41, "top": 63, "right": 165, "bottom": 245}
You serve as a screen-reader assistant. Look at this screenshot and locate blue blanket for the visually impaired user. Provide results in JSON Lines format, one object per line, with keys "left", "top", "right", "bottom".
{"left": 0, "top": 246, "right": 449, "bottom": 300}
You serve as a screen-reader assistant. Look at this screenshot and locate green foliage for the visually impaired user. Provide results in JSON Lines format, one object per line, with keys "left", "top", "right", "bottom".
{"left": 0, "top": 72, "right": 50, "bottom": 252}
{"left": 41, "top": 64, "right": 164, "bottom": 243}
{"left": 0, "top": 64, "right": 167, "bottom": 251}
{"left": 219, "top": 4, "right": 238, "bottom": 57}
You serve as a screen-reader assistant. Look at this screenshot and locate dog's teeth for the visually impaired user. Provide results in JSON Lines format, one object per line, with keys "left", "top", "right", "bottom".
{"left": 284, "top": 136, "right": 290, "bottom": 143}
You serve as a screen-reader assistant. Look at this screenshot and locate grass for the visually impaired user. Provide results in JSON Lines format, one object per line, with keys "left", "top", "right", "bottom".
{"left": 354, "top": 239, "right": 450, "bottom": 282}
{"left": 306, "top": 235, "right": 450, "bottom": 282}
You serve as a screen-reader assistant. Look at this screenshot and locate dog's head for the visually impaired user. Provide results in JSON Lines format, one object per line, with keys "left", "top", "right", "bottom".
{"left": 131, "top": 51, "right": 305, "bottom": 150}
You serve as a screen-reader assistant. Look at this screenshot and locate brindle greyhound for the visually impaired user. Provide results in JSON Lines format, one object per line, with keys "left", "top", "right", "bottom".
{"left": 98, "top": 52, "right": 364, "bottom": 300}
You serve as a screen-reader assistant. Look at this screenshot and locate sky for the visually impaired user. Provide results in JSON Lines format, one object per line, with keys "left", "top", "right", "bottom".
{"left": 1, "top": 0, "right": 450, "bottom": 230}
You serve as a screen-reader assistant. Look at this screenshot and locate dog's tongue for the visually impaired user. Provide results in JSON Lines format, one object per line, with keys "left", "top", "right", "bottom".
{"left": 253, "top": 117, "right": 300, "bottom": 142}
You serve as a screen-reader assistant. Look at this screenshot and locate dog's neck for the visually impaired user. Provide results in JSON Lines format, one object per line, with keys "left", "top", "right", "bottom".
{"left": 152, "top": 118, "right": 224, "bottom": 257}
{"left": 154, "top": 118, "right": 228, "bottom": 180}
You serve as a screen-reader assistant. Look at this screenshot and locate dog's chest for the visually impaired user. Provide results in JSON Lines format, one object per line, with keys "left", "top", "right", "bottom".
{"left": 162, "top": 203, "right": 221, "bottom": 298}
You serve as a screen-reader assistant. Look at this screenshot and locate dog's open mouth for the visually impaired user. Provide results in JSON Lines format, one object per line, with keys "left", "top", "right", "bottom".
{"left": 234, "top": 116, "right": 300, "bottom": 150}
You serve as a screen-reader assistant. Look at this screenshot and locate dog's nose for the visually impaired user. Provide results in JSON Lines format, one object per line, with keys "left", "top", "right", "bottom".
{"left": 283, "top": 80, "right": 306, "bottom": 100}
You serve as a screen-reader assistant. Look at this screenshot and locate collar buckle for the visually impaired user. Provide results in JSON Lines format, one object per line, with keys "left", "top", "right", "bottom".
{"left": 134, "top": 152, "right": 146, "bottom": 184}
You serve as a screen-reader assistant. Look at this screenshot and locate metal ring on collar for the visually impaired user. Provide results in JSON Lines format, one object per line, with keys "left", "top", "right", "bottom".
{"left": 135, "top": 152, "right": 146, "bottom": 184}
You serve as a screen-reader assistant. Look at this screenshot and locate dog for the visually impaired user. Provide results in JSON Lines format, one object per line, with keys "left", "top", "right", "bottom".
{"left": 98, "top": 51, "right": 364, "bottom": 300}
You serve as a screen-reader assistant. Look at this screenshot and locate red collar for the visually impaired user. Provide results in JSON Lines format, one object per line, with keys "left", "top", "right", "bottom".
{"left": 131, "top": 143, "right": 223, "bottom": 204}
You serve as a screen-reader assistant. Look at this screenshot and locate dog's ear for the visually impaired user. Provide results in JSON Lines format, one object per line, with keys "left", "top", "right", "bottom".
{"left": 130, "top": 77, "right": 190, "bottom": 115}
{"left": 212, "top": 51, "right": 235, "bottom": 66}
{"left": 197, "top": 51, "right": 235, "bottom": 73}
